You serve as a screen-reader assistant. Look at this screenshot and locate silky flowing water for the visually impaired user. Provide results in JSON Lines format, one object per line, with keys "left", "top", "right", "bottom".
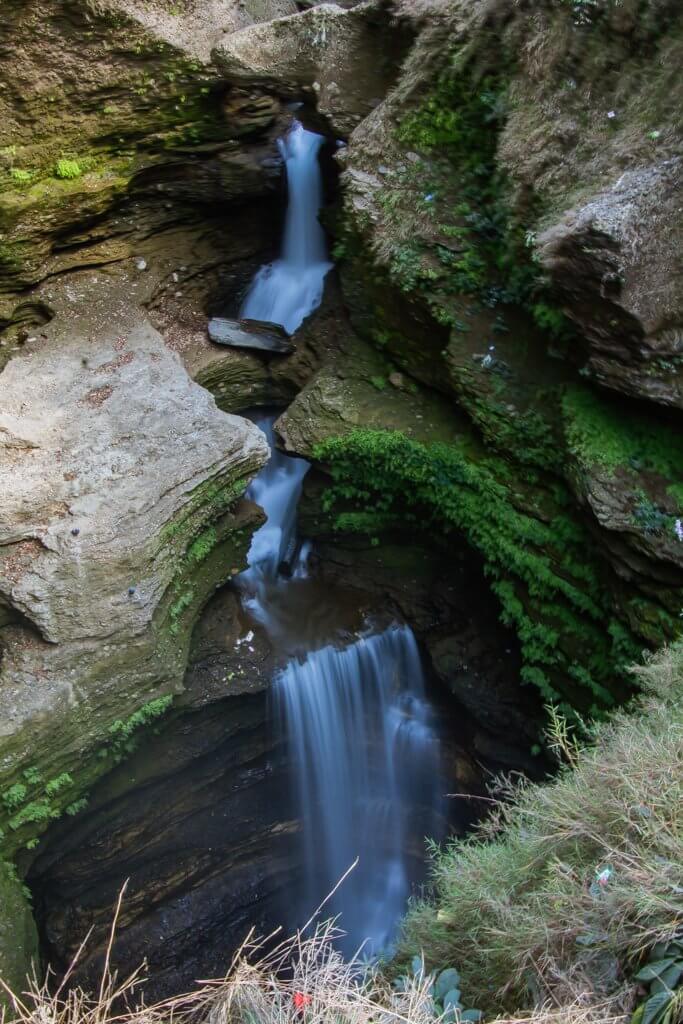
{"left": 240, "top": 121, "right": 332, "bottom": 335}
{"left": 237, "top": 121, "right": 446, "bottom": 955}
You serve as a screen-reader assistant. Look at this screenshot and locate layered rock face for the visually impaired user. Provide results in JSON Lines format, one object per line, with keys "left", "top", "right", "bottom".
{"left": 28, "top": 684, "right": 299, "bottom": 1001}
{"left": 0, "top": 275, "right": 268, "bottom": 987}
{"left": 0, "top": 0, "right": 295, "bottom": 338}
{"left": 310, "top": 0, "right": 683, "bottom": 712}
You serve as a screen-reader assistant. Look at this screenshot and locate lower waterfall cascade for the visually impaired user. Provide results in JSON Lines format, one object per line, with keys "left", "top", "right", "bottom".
{"left": 274, "top": 626, "right": 445, "bottom": 955}
{"left": 238, "top": 413, "right": 447, "bottom": 954}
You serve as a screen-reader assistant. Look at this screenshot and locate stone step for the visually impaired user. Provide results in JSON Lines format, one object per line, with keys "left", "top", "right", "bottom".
{"left": 208, "top": 316, "right": 293, "bottom": 353}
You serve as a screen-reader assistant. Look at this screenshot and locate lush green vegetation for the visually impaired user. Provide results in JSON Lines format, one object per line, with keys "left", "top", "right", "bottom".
{"left": 315, "top": 429, "right": 642, "bottom": 714}
{"left": 0, "top": 697, "right": 173, "bottom": 852}
{"left": 400, "top": 642, "right": 683, "bottom": 1022}
{"left": 381, "top": 64, "right": 571, "bottom": 339}
{"left": 563, "top": 386, "right": 683, "bottom": 485}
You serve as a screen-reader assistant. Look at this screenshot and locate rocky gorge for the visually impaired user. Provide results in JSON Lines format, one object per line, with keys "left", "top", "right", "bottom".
{"left": 0, "top": 0, "right": 681, "bottom": 1004}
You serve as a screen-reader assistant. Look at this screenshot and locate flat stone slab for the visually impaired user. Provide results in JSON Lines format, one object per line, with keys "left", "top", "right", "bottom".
{"left": 208, "top": 316, "right": 293, "bottom": 353}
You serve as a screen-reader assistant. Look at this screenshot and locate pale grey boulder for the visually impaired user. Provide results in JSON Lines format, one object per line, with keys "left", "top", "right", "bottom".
{"left": 0, "top": 276, "right": 268, "bottom": 858}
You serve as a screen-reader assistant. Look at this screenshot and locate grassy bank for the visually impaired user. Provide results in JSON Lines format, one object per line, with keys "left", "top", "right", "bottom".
{"left": 401, "top": 642, "right": 683, "bottom": 1022}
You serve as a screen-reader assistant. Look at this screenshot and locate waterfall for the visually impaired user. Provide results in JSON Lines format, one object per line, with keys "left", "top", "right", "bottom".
{"left": 235, "top": 118, "right": 444, "bottom": 956}
{"left": 274, "top": 627, "right": 444, "bottom": 955}
{"left": 240, "top": 121, "right": 332, "bottom": 335}
{"left": 238, "top": 413, "right": 310, "bottom": 628}
{"left": 237, "top": 413, "right": 445, "bottom": 954}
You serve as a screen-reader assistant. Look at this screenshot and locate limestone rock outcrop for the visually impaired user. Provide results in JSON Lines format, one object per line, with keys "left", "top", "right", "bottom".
{"left": 213, "top": 2, "right": 410, "bottom": 136}
{"left": 0, "top": 273, "right": 268, "bottom": 864}
{"left": 276, "top": 335, "right": 465, "bottom": 458}
{"left": 538, "top": 160, "right": 683, "bottom": 410}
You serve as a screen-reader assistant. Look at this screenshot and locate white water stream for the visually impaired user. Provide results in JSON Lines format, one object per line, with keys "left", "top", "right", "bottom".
{"left": 236, "top": 121, "right": 445, "bottom": 954}
{"left": 240, "top": 121, "right": 332, "bottom": 335}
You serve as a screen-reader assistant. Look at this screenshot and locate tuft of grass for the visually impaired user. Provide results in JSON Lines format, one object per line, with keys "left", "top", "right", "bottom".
{"left": 400, "top": 642, "right": 683, "bottom": 1018}
{"left": 54, "top": 159, "right": 82, "bottom": 180}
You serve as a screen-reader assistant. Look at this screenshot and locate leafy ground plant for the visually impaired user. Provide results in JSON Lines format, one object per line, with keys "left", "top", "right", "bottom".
{"left": 395, "top": 958, "right": 483, "bottom": 1021}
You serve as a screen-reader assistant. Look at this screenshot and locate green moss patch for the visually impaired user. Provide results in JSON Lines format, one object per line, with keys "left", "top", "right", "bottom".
{"left": 315, "top": 428, "right": 642, "bottom": 715}
{"left": 563, "top": 385, "right": 683, "bottom": 487}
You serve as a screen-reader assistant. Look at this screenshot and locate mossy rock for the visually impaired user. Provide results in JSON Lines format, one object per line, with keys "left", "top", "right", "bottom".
{"left": 0, "top": 862, "right": 38, "bottom": 998}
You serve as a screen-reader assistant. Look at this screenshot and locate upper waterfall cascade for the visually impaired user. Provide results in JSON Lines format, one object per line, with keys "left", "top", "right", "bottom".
{"left": 240, "top": 121, "right": 332, "bottom": 335}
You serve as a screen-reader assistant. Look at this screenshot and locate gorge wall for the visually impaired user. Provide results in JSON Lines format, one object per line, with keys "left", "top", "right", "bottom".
{"left": 0, "top": 0, "right": 681, "bottom": 998}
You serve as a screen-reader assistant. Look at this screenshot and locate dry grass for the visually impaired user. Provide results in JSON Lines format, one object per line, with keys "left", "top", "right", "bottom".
{"left": 0, "top": 900, "right": 437, "bottom": 1024}
{"left": 0, "top": 909, "right": 637, "bottom": 1024}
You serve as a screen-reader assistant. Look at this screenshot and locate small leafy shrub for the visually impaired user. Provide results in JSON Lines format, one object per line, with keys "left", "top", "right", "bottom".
{"left": 169, "top": 588, "right": 194, "bottom": 635}
{"left": 395, "top": 958, "right": 483, "bottom": 1022}
{"left": 2, "top": 783, "right": 27, "bottom": 810}
{"left": 187, "top": 527, "right": 218, "bottom": 564}
{"left": 45, "top": 772, "right": 73, "bottom": 796}
{"left": 65, "top": 798, "right": 89, "bottom": 817}
{"left": 531, "top": 301, "right": 572, "bottom": 340}
{"left": 54, "top": 158, "right": 82, "bottom": 180}
{"left": 9, "top": 168, "right": 31, "bottom": 184}
{"left": 632, "top": 935, "right": 683, "bottom": 1024}
{"left": 107, "top": 695, "right": 173, "bottom": 763}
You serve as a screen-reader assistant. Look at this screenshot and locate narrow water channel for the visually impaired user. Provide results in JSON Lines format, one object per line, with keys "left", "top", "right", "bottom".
{"left": 233, "top": 120, "right": 446, "bottom": 954}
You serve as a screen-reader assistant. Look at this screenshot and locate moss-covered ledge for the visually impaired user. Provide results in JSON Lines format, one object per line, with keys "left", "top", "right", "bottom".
{"left": 312, "top": 428, "right": 645, "bottom": 715}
